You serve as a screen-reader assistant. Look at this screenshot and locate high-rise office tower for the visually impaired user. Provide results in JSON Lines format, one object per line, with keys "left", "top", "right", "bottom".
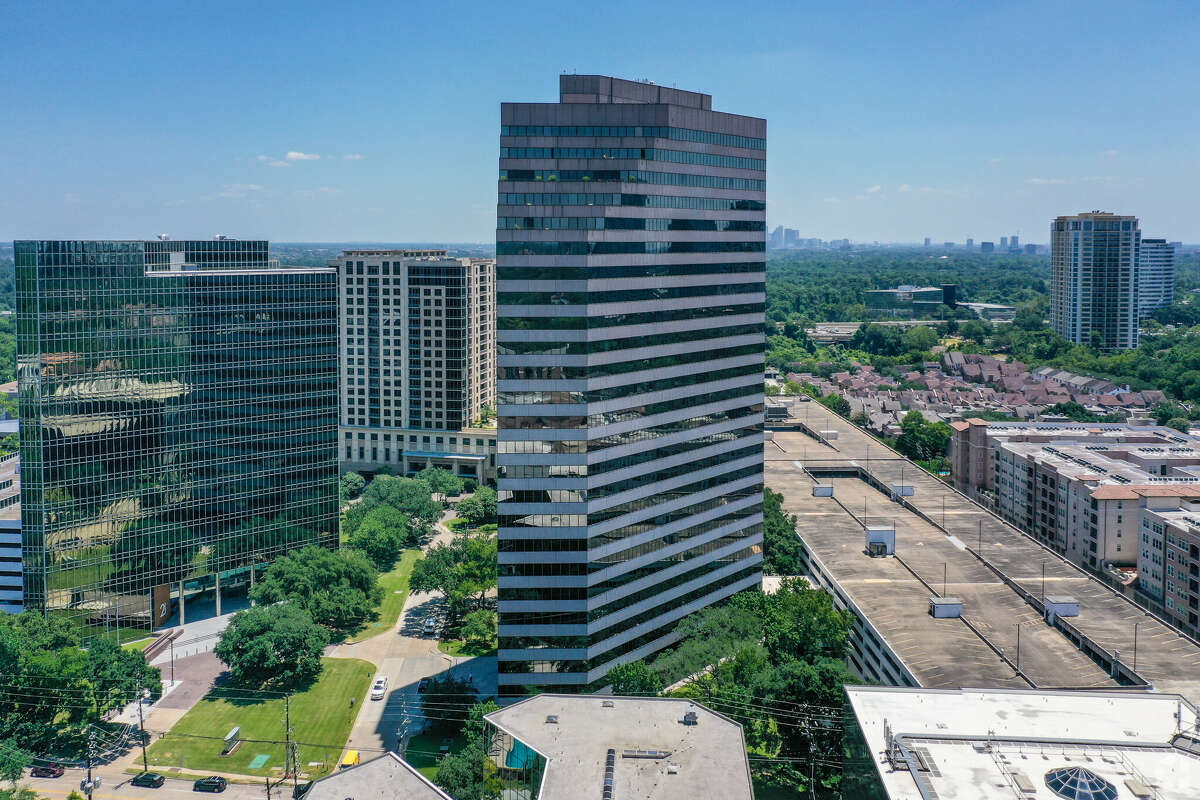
{"left": 1050, "top": 212, "right": 1141, "bottom": 349}
{"left": 16, "top": 239, "right": 338, "bottom": 634}
{"left": 496, "top": 75, "right": 766, "bottom": 690}
{"left": 1010, "top": 234, "right": 1019, "bottom": 250}
{"left": 923, "top": 237, "right": 931, "bottom": 248}
{"left": 981, "top": 241, "right": 995, "bottom": 254}
{"left": 1138, "top": 238, "right": 1175, "bottom": 319}
{"left": 333, "top": 249, "right": 497, "bottom": 481}
{"left": 966, "top": 238, "right": 974, "bottom": 249}
{"left": 1000, "top": 236, "right": 1009, "bottom": 251}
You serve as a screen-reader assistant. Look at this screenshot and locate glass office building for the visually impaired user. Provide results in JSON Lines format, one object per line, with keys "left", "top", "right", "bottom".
{"left": 15, "top": 239, "right": 338, "bottom": 636}
{"left": 496, "top": 76, "right": 766, "bottom": 690}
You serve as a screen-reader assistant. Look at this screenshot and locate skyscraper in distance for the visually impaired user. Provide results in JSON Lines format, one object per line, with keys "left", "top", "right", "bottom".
{"left": 1138, "top": 238, "right": 1175, "bottom": 319}
{"left": 16, "top": 239, "right": 339, "bottom": 635}
{"left": 496, "top": 75, "right": 766, "bottom": 690}
{"left": 1050, "top": 212, "right": 1141, "bottom": 349}
{"left": 1000, "top": 236, "right": 1008, "bottom": 251}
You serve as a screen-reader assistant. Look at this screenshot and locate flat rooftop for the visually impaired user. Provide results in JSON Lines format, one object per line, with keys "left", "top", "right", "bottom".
{"left": 766, "top": 402, "right": 1200, "bottom": 704}
{"left": 485, "top": 695, "right": 753, "bottom": 800}
{"left": 847, "top": 686, "right": 1200, "bottom": 800}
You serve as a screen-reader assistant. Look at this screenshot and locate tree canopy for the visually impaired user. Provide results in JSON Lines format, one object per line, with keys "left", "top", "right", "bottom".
{"left": 410, "top": 535, "right": 497, "bottom": 620}
{"left": 0, "top": 612, "right": 161, "bottom": 753}
{"left": 251, "top": 546, "right": 382, "bottom": 634}
{"left": 214, "top": 603, "right": 328, "bottom": 689}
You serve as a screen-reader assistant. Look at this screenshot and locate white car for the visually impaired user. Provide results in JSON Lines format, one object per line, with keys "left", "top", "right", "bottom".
{"left": 370, "top": 677, "right": 388, "bottom": 700}
{"left": 423, "top": 617, "right": 439, "bottom": 636}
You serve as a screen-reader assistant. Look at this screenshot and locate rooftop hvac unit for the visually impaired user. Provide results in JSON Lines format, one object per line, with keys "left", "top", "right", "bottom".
{"left": 1044, "top": 596, "right": 1080, "bottom": 621}
{"left": 813, "top": 485, "right": 834, "bottom": 497}
{"left": 892, "top": 484, "right": 915, "bottom": 498}
{"left": 821, "top": 429, "right": 839, "bottom": 440}
{"left": 929, "top": 597, "right": 963, "bottom": 618}
{"left": 865, "top": 525, "right": 895, "bottom": 556}
{"left": 681, "top": 711, "right": 698, "bottom": 726}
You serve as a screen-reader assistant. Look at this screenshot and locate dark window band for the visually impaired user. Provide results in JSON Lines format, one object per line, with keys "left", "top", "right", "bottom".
{"left": 501, "top": 147, "right": 763, "bottom": 171}
{"left": 499, "top": 192, "right": 765, "bottom": 212}
{"left": 500, "top": 169, "right": 764, "bottom": 192}
{"left": 501, "top": 125, "right": 765, "bottom": 151}
{"left": 496, "top": 241, "right": 764, "bottom": 256}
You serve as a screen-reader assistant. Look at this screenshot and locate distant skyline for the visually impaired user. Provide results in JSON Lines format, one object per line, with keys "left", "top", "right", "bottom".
{"left": 3, "top": 0, "right": 1199, "bottom": 243}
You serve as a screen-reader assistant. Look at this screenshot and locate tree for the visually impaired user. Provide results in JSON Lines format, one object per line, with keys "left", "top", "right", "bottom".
{"left": 460, "top": 609, "right": 497, "bottom": 650}
{"left": 818, "top": 393, "right": 851, "bottom": 417}
{"left": 0, "top": 746, "right": 29, "bottom": 786}
{"left": 958, "top": 319, "right": 992, "bottom": 344}
{"left": 849, "top": 411, "right": 870, "bottom": 428}
{"left": 762, "top": 487, "right": 803, "bottom": 575}
{"left": 435, "top": 701, "right": 501, "bottom": 800}
{"left": 606, "top": 661, "right": 661, "bottom": 696}
{"left": 339, "top": 472, "right": 366, "bottom": 503}
{"left": 894, "top": 410, "right": 951, "bottom": 461}
{"left": 342, "top": 475, "right": 443, "bottom": 543}
{"left": 901, "top": 325, "right": 938, "bottom": 353}
{"left": 419, "top": 466, "right": 464, "bottom": 501}
{"left": 455, "top": 487, "right": 497, "bottom": 527}
{"left": 345, "top": 505, "right": 409, "bottom": 571}
{"left": 214, "top": 603, "right": 328, "bottom": 689}
{"left": 0, "top": 788, "right": 39, "bottom": 800}
{"left": 0, "top": 612, "right": 161, "bottom": 752}
{"left": 765, "top": 383, "right": 781, "bottom": 396}
{"left": 1166, "top": 417, "right": 1191, "bottom": 433}
{"left": 251, "top": 546, "right": 382, "bottom": 634}
{"left": 411, "top": 536, "right": 497, "bottom": 620}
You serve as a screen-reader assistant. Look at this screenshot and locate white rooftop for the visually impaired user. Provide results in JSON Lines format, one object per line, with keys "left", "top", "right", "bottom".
{"left": 485, "top": 694, "right": 753, "bottom": 800}
{"left": 848, "top": 686, "right": 1200, "bottom": 800}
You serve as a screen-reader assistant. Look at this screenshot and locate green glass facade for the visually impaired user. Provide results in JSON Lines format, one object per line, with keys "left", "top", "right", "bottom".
{"left": 15, "top": 240, "right": 338, "bottom": 635}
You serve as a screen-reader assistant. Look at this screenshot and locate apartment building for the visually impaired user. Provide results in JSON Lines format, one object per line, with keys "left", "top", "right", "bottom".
{"left": 0, "top": 452, "right": 21, "bottom": 613}
{"left": 1136, "top": 502, "right": 1200, "bottom": 638}
{"left": 496, "top": 75, "right": 766, "bottom": 689}
{"left": 1139, "top": 238, "right": 1176, "bottom": 319}
{"left": 1050, "top": 212, "right": 1141, "bottom": 349}
{"left": 16, "top": 239, "right": 338, "bottom": 634}
{"left": 333, "top": 249, "right": 496, "bottom": 482}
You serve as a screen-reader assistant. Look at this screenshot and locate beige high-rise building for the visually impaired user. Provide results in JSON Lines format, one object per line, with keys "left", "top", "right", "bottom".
{"left": 1050, "top": 211, "right": 1140, "bottom": 350}
{"left": 333, "top": 249, "right": 496, "bottom": 482}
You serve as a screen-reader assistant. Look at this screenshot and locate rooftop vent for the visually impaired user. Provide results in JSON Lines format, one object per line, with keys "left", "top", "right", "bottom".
{"left": 682, "top": 711, "right": 698, "bottom": 726}
{"left": 602, "top": 700, "right": 614, "bottom": 708}
{"left": 545, "top": 715, "right": 559, "bottom": 724}
{"left": 666, "top": 764, "right": 679, "bottom": 775}
{"left": 603, "top": 748, "right": 615, "bottom": 800}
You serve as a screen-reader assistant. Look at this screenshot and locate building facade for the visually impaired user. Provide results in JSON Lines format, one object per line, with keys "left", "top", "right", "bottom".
{"left": 1050, "top": 212, "right": 1141, "bottom": 349}
{"left": 0, "top": 453, "right": 21, "bottom": 613}
{"left": 333, "top": 249, "right": 496, "bottom": 482}
{"left": 496, "top": 75, "right": 766, "bottom": 690}
{"left": 1138, "top": 238, "right": 1176, "bottom": 319}
{"left": 1137, "top": 503, "right": 1200, "bottom": 639}
{"left": 16, "top": 239, "right": 338, "bottom": 635}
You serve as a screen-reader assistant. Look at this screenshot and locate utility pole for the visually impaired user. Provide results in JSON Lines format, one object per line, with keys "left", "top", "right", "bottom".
{"left": 1041, "top": 562, "right": 1046, "bottom": 601}
{"left": 1133, "top": 622, "right": 1140, "bottom": 673}
{"left": 169, "top": 638, "right": 175, "bottom": 686}
{"left": 943, "top": 563, "right": 947, "bottom": 596}
{"left": 82, "top": 729, "right": 100, "bottom": 800}
{"left": 284, "top": 696, "right": 292, "bottom": 780}
{"left": 136, "top": 685, "right": 150, "bottom": 773}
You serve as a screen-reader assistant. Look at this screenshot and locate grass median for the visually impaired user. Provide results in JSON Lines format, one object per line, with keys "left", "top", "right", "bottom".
{"left": 146, "top": 657, "right": 373, "bottom": 779}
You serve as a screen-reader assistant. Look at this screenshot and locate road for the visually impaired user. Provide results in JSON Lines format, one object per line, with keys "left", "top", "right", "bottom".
{"left": 26, "top": 770, "right": 272, "bottom": 800}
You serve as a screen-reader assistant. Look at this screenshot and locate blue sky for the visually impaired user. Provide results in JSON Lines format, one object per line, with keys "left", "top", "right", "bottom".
{"left": 3, "top": 0, "right": 1198, "bottom": 244}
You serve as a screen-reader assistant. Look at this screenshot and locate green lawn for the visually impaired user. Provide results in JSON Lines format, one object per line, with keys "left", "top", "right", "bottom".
{"left": 347, "top": 549, "right": 421, "bottom": 643}
{"left": 146, "top": 657, "right": 373, "bottom": 779}
{"left": 405, "top": 732, "right": 466, "bottom": 780}
{"left": 437, "top": 639, "right": 497, "bottom": 658}
{"left": 121, "top": 637, "right": 156, "bottom": 652}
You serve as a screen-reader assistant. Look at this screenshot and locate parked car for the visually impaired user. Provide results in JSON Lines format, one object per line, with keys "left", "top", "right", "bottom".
{"left": 132, "top": 773, "right": 165, "bottom": 788}
{"left": 370, "top": 676, "right": 388, "bottom": 700}
{"left": 439, "top": 738, "right": 454, "bottom": 756}
{"left": 417, "top": 677, "right": 431, "bottom": 693}
{"left": 193, "top": 776, "right": 227, "bottom": 793}
{"left": 422, "top": 617, "right": 438, "bottom": 636}
{"left": 30, "top": 765, "right": 64, "bottom": 779}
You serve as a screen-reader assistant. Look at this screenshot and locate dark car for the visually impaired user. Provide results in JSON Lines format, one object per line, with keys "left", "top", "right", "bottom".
{"left": 30, "top": 765, "right": 65, "bottom": 778}
{"left": 132, "top": 773, "right": 166, "bottom": 788}
{"left": 193, "top": 777, "right": 227, "bottom": 793}
{"left": 417, "top": 677, "right": 431, "bottom": 693}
